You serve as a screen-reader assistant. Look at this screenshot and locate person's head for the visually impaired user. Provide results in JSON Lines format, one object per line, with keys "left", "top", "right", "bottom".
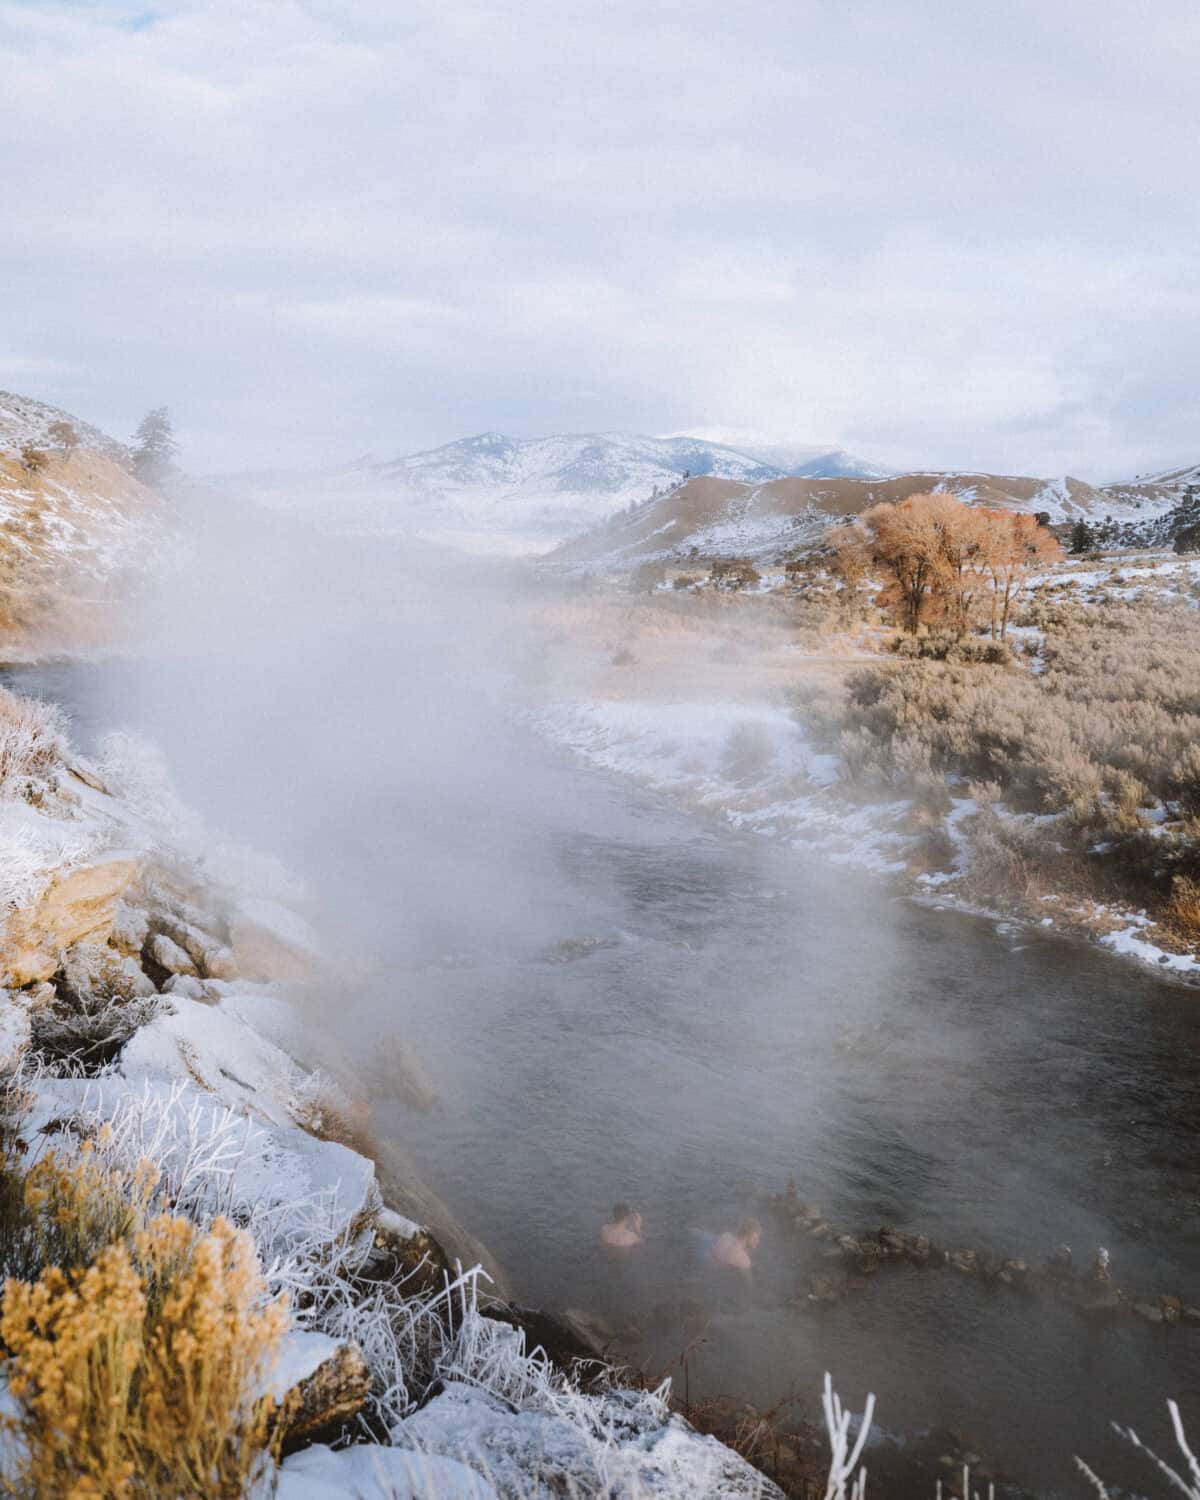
{"left": 737, "top": 1218, "right": 762, "bottom": 1251}
{"left": 611, "top": 1202, "right": 634, "bottom": 1226}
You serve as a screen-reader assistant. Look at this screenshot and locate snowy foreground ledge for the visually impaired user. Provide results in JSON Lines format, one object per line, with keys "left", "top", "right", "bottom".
{"left": 0, "top": 711, "right": 783, "bottom": 1498}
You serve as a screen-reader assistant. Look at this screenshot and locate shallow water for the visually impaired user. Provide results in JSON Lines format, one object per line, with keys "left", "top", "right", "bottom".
{"left": 7, "top": 649, "right": 1200, "bottom": 1496}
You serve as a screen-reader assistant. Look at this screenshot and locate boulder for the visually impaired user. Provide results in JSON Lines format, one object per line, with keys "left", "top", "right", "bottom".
{"left": 111, "top": 902, "right": 150, "bottom": 955}
{"left": 276, "top": 1442, "right": 497, "bottom": 1500}
{"left": 361, "top": 1206, "right": 451, "bottom": 1294}
{"left": 878, "top": 1226, "right": 908, "bottom": 1258}
{"left": 202, "top": 947, "right": 239, "bottom": 981}
{"left": 65, "top": 756, "right": 109, "bottom": 794}
{"left": 485, "top": 1303, "right": 611, "bottom": 1377}
{"left": 162, "top": 973, "right": 210, "bottom": 1001}
{"left": 144, "top": 932, "right": 197, "bottom": 978}
{"left": 153, "top": 915, "right": 238, "bottom": 981}
{"left": 1081, "top": 1286, "right": 1122, "bottom": 1315}
{"left": 120, "top": 997, "right": 309, "bottom": 1127}
{"left": 2, "top": 853, "right": 139, "bottom": 985}
{"left": 268, "top": 1332, "right": 371, "bottom": 1449}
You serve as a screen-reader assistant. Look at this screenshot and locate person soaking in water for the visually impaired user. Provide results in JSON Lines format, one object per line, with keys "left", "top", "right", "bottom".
{"left": 710, "top": 1218, "right": 762, "bottom": 1277}
{"left": 600, "top": 1203, "right": 643, "bottom": 1249}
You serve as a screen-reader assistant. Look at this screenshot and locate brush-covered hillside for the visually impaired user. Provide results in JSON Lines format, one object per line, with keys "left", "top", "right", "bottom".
{"left": 549, "top": 464, "right": 1199, "bottom": 570}
{"left": 0, "top": 392, "right": 163, "bottom": 648}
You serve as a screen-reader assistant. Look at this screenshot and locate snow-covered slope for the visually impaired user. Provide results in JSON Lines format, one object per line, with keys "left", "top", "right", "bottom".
{"left": 549, "top": 470, "right": 1122, "bottom": 570}
{"left": 219, "top": 430, "right": 888, "bottom": 553}
{"left": 0, "top": 390, "right": 128, "bottom": 465}
{"left": 0, "top": 394, "right": 161, "bottom": 647}
{"left": 1100, "top": 462, "right": 1200, "bottom": 520}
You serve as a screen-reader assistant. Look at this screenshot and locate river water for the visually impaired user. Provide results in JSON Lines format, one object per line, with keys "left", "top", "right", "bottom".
{"left": 6, "top": 641, "right": 1200, "bottom": 1497}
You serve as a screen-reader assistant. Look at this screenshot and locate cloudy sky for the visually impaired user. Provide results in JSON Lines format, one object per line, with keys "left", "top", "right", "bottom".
{"left": 1, "top": 0, "right": 1197, "bottom": 476}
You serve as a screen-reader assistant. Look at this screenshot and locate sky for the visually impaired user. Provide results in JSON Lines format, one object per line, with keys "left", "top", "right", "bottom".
{"left": 0, "top": 0, "right": 1197, "bottom": 478}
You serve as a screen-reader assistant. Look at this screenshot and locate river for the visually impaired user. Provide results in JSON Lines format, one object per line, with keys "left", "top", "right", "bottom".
{"left": 5, "top": 638, "right": 1200, "bottom": 1497}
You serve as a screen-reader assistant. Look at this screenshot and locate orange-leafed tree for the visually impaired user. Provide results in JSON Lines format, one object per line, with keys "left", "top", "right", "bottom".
{"left": 832, "top": 492, "right": 958, "bottom": 634}
{"left": 830, "top": 491, "right": 1060, "bottom": 638}
{"left": 978, "top": 509, "right": 1062, "bottom": 639}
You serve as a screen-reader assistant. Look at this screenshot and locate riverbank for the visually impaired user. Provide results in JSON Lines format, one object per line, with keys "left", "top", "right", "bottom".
{"left": 524, "top": 572, "right": 1200, "bottom": 987}
{"left": 0, "top": 680, "right": 783, "bottom": 1498}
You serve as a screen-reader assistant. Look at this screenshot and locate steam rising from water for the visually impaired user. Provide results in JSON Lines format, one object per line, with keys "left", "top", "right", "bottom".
{"left": 62, "top": 486, "right": 1200, "bottom": 1493}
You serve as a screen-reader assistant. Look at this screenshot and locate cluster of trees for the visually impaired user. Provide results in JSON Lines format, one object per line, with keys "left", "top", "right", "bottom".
{"left": 830, "top": 491, "right": 1061, "bottom": 639}
{"left": 10, "top": 409, "right": 179, "bottom": 486}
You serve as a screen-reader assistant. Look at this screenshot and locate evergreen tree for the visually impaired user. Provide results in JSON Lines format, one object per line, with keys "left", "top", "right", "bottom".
{"left": 131, "top": 407, "right": 179, "bottom": 485}
{"left": 1069, "top": 517, "right": 1094, "bottom": 554}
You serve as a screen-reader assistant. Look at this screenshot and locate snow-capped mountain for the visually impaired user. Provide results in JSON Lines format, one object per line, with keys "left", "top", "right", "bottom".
{"left": 663, "top": 427, "right": 893, "bottom": 480}
{"left": 223, "top": 429, "right": 889, "bottom": 552}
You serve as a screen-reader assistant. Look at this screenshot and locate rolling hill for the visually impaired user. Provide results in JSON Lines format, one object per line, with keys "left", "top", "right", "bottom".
{"left": 548, "top": 466, "right": 1197, "bottom": 570}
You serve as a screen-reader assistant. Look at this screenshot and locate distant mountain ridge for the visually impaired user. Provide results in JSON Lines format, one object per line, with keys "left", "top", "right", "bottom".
{"left": 662, "top": 427, "right": 893, "bottom": 480}
{"left": 222, "top": 428, "right": 891, "bottom": 550}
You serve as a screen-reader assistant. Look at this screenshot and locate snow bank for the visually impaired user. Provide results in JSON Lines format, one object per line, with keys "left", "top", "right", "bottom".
{"left": 533, "top": 698, "right": 908, "bottom": 875}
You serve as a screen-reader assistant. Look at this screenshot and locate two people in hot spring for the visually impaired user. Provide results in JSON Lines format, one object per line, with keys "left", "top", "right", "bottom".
{"left": 598, "top": 1203, "right": 763, "bottom": 1319}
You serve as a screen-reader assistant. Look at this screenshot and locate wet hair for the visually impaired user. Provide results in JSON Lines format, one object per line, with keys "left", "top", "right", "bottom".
{"left": 737, "top": 1217, "right": 762, "bottom": 1241}
{"left": 612, "top": 1202, "right": 633, "bottom": 1223}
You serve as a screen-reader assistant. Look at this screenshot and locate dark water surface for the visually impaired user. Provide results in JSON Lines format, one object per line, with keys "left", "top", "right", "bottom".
{"left": 6, "top": 655, "right": 1200, "bottom": 1496}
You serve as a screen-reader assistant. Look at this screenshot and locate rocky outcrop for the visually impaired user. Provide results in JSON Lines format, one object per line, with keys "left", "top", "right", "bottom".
{"left": 270, "top": 1333, "right": 372, "bottom": 1449}
{"left": 1, "top": 852, "right": 138, "bottom": 985}
{"left": 768, "top": 1187, "right": 1200, "bottom": 1330}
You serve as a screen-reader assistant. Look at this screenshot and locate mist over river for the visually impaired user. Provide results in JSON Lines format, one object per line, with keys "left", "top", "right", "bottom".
{"left": 6, "top": 534, "right": 1200, "bottom": 1496}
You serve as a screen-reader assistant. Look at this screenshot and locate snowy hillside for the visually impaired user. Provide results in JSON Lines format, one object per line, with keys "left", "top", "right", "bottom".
{"left": 0, "top": 390, "right": 128, "bottom": 465}
{"left": 1101, "top": 461, "right": 1200, "bottom": 520}
{"left": 219, "top": 430, "right": 887, "bottom": 553}
{"left": 0, "top": 394, "right": 162, "bottom": 647}
{"left": 549, "top": 469, "right": 1125, "bottom": 570}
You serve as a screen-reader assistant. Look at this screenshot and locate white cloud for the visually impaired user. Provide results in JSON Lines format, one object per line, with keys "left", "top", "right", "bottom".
{"left": 0, "top": 0, "right": 1197, "bottom": 475}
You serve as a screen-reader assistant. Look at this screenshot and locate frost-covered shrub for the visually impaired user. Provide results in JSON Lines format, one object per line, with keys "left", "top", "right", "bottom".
{"left": 31, "top": 945, "right": 162, "bottom": 1070}
{"left": 0, "top": 686, "right": 67, "bottom": 804}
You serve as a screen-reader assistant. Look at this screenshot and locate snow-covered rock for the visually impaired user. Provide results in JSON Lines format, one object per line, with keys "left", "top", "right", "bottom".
{"left": 146, "top": 931, "right": 197, "bottom": 977}
{"left": 276, "top": 1442, "right": 498, "bottom": 1500}
{"left": 1, "top": 850, "right": 139, "bottom": 985}
{"left": 0, "top": 992, "right": 31, "bottom": 1069}
{"left": 268, "top": 1332, "right": 371, "bottom": 1445}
